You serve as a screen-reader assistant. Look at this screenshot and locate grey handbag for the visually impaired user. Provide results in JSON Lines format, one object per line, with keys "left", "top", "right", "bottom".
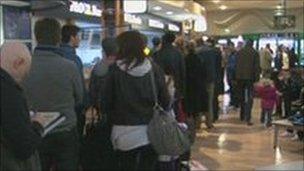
{"left": 147, "top": 69, "right": 191, "bottom": 156}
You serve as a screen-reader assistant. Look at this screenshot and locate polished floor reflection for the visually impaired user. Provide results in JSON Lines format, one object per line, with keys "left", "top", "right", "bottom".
{"left": 191, "top": 95, "right": 304, "bottom": 171}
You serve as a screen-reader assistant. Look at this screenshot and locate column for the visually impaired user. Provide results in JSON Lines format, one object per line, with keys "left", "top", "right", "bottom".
{"left": 101, "top": 0, "right": 124, "bottom": 38}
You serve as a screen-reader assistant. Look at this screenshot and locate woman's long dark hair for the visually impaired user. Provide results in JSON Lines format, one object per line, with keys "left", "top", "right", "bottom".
{"left": 117, "top": 31, "right": 146, "bottom": 70}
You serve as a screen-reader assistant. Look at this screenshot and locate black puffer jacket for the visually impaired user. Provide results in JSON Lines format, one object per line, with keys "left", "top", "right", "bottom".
{"left": 154, "top": 44, "right": 186, "bottom": 97}
{"left": 103, "top": 59, "right": 169, "bottom": 125}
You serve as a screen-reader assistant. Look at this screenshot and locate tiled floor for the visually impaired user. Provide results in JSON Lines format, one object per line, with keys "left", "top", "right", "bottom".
{"left": 191, "top": 96, "right": 304, "bottom": 171}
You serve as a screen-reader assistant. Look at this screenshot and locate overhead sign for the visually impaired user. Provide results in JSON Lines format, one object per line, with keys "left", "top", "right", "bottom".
{"left": 69, "top": 0, "right": 102, "bottom": 17}
{"left": 168, "top": 24, "right": 180, "bottom": 32}
{"left": 123, "top": 0, "right": 147, "bottom": 13}
{"left": 194, "top": 16, "right": 207, "bottom": 32}
{"left": 124, "top": 14, "right": 143, "bottom": 25}
{"left": 148, "top": 19, "right": 164, "bottom": 29}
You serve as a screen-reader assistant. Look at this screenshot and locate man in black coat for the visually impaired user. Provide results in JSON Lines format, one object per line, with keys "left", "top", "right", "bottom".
{"left": 235, "top": 39, "right": 260, "bottom": 125}
{"left": 196, "top": 38, "right": 222, "bottom": 128}
{"left": 154, "top": 32, "right": 186, "bottom": 98}
{"left": 1, "top": 42, "right": 45, "bottom": 170}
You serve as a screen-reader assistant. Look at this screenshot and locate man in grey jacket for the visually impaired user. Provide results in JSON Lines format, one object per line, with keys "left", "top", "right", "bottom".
{"left": 23, "top": 18, "right": 83, "bottom": 171}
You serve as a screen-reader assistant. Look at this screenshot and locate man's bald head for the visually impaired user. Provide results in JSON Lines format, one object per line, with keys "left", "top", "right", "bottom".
{"left": 0, "top": 42, "right": 32, "bottom": 83}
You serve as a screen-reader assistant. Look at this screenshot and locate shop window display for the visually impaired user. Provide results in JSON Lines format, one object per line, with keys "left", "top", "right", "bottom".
{"left": 3, "top": 6, "right": 31, "bottom": 40}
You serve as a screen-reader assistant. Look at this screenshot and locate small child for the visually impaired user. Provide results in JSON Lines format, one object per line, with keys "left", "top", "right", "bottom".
{"left": 257, "top": 79, "right": 278, "bottom": 127}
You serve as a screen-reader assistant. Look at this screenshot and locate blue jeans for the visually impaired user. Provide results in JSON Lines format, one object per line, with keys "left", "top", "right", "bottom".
{"left": 261, "top": 109, "right": 273, "bottom": 125}
{"left": 238, "top": 80, "right": 254, "bottom": 123}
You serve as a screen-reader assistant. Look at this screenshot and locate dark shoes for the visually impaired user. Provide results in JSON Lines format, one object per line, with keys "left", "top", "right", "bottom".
{"left": 247, "top": 122, "right": 253, "bottom": 126}
{"left": 206, "top": 124, "right": 215, "bottom": 129}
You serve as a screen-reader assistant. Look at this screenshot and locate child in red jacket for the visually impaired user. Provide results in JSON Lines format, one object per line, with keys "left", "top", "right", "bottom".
{"left": 256, "top": 79, "right": 278, "bottom": 127}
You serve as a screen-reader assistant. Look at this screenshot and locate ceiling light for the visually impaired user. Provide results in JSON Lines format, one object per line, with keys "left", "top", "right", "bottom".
{"left": 213, "top": 0, "right": 220, "bottom": 4}
{"left": 166, "top": 11, "right": 173, "bottom": 15}
{"left": 224, "top": 28, "right": 230, "bottom": 33}
{"left": 219, "top": 5, "right": 227, "bottom": 10}
{"left": 276, "top": 5, "right": 283, "bottom": 9}
{"left": 153, "top": 6, "right": 162, "bottom": 11}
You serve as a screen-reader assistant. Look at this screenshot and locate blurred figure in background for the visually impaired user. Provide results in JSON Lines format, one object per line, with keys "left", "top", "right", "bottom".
{"left": 184, "top": 40, "right": 208, "bottom": 130}
{"left": 235, "top": 39, "right": 260, "bottom": 126}
{"left": 174, "top": 34, "right": 187, "bottom": 57}
{"left": 83, "top": 38, "right": 118, "bottom": 171}
{"left": 275, "top": 45, "right": 283, "bottom": 71}
{"left": 151, "top": 36, "right": 161, "bottom": 56}
{"left": 195, "top": 38, "right": 221, "bottom": 128}
{"left": 260, "top": 44, "right": 273, "bottom": 78}
{"left": 154, "top": 32, "right": 186, "bottom": 99}
{"left": 207, "top": 38, "right": 223, "bottom": 122}
{"left": 288, "top": 47, "right": 298, "bottom": 68}
{"left": 236, "top": 41, "right": 244, "bottom": 51}
{"left": 226, "top": 42, "right": 239, "bottom": 108}
{"left": 281, "top": 46, "right": 290, "bottom": 70}
{"left": 60, "top": 24, "right": 89, "bottom": 137}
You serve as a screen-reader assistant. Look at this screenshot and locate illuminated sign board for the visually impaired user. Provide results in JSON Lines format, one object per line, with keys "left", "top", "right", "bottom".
{"left": 124, "top": 14, "right": 143, "bottom": 25}
{"left": 123, "top": 0, "right": 147, "bottom": 13}
{"left": 148, "top": 19, "right": 164, "bottom": 29}
{"left": 194, "top": 16, "right": 207, "bottom": 32}
{"left": 168, "top": 24, "right": 180, "bottom": 32}
{"left": 69, "top": 1, "right": 102, "bottom": 17}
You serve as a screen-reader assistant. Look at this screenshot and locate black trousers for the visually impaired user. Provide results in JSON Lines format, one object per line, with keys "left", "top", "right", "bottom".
{"left": 115, "top": 145, "right": 157, "bottom": 171}
{"left": 283, "top": 96, "right": 291, "bottom": 118}
{"left": 213, "top": 84, "right": 220, "bottom": 122}
{"left": 39, "top": 128, "right": 79, "bottom": 171}
{"left": 237, "top": 80, "right": 254, "bottom": 122}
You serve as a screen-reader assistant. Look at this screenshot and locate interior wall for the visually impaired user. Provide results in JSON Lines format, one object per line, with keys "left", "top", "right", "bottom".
{"left": 205, "top": 8, "right": 304, "bottom": 36}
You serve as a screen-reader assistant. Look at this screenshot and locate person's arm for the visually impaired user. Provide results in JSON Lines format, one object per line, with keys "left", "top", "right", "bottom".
{"left": 1, "top": 85, "right": 42, "bottom": 160}
{"left": 153, "top": 63, "right": 170, "bottom": 110}
{"left": 102, "top": 66, "right": 115, "bottom": 115}
{"left": 179, "top": 52, "right": 186, "bottom": 97}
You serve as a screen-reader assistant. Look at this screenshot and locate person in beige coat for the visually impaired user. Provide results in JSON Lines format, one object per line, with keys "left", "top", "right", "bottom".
{"left": 260, "top": 44, "right": 273, "bottom": 78}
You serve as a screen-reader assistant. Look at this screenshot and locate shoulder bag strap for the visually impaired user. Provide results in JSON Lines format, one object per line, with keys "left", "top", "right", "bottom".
{"left": 149, "top": 61, "right": 159, "bottom": 107}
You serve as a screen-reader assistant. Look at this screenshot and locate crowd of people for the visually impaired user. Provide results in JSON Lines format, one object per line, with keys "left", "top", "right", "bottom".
{"left": 1, "top": 17, "right": 303, "bottom": 171}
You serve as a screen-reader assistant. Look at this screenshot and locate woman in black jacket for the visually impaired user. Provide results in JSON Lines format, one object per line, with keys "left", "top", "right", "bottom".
{"left": 103, "top": 31, "right": 169, "bottom": 171}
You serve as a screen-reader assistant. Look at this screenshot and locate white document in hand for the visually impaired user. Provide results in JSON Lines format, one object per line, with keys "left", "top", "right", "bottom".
{"left": 35, "top": 112, "right": 66, "bottom": 136}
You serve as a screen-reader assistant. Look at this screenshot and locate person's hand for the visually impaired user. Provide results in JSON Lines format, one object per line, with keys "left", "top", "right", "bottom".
{"left": 276, "top": 91, "right": 282, "bottom": 96}
{"left": 85, "top": 107, "right": 100, "bottom": 124}
{"left": 31, "top": 114, "right": 47, "bottom": 127}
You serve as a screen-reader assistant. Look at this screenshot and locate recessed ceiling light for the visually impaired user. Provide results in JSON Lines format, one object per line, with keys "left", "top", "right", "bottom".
{"left": 276, "top": 5, "right": 283, "bottom": 9}
{"left": 224, "top": 28, "right": 230, "bottom": 33}
{"left": 153, "top": 6, "right": 162, "bottom": 11}
{"left": 213, "top": 0, "right": 220, "bottom": 4}
{"left": 219, "top": 5, "right": 227, "bottom": 10}
{"left": 166, "top": 11, "right": 173, "bottom": 15}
